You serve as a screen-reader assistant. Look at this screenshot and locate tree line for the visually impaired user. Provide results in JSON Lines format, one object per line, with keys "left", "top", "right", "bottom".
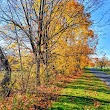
{"left": 0, "top": 0, "right": 98, "bottom": 97}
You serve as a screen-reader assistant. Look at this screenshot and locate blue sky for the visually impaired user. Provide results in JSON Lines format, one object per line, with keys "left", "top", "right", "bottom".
{"left": 90, "top": 0, "right": 110, "bottom": 59}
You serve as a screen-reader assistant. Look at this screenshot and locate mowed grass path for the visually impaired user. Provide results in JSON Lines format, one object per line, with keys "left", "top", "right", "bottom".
{"left": 49, "top": 70, "right": 110, "bottom": 110}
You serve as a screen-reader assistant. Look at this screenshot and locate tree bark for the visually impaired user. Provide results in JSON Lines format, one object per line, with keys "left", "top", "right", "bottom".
{"left": 0, "top": 47, "right": 11, "bottom": 97}
{"left": 44, "top": 27, "right": 49, "bottom": 83}
{"left": 36, "top": 0, "right": 45, "bottom": 85}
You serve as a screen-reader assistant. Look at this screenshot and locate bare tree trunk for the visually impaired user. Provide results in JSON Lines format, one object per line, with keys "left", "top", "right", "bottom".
{"left": 0, "top": 47, "right": 11, "bottom": 97}
{"left": 36, "top": 0, "right": 45, "bottom": 86}
{"left": 44, "top": 27, "right": 49, "bottom": 83}
{"left": 20, "top": 0, "right": 41, "bottom": 86}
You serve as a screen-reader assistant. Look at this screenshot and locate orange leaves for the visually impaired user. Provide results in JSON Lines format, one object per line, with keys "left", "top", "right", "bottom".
{"left": 66, "top": 0, "right": 78, "bottom": 10}
{"left": 88, "top": 30, "right": 94, "bottom": 38}
{"left": 66, "top": 0, "right": 84, "bottom": 17}
{"left": 0, "top": 93, "right": 36, "bottom": 110}
{"left": 94, "top": 100, "right": 101, "bottom": 108}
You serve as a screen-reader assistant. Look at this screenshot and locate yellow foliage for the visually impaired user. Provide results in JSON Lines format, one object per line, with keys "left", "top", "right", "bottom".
{"left": 47, "top": 0, "right": 96, "bottom": 75}
{"left": 8, "top": 42, "right": 17, "bottom": 49}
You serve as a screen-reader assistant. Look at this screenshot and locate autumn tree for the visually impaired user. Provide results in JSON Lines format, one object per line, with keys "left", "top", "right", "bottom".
{"left": 96, "top": 56, "right": 109, "bottom": 69}
{"left": 49, "top": 0, "right": 97, "bottom": 75}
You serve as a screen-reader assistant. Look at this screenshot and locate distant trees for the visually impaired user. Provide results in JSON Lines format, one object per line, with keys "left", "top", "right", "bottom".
{"left": 95, "top": 56, "right": 109, "bottom": 69}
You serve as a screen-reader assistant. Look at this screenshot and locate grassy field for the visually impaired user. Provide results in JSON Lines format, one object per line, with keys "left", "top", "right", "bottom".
{"left": 49, "top": 70, "right": 110, "bottom": 110}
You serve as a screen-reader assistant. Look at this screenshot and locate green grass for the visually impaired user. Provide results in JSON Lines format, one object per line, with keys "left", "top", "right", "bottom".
{"left": 48, "top": 70, "right": 110, "bottom": 110}
{"left": 94, "top": 68, "right": 110, "bottom": 75}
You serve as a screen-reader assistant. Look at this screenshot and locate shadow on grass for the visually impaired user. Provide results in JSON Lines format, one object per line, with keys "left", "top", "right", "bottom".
{"left": 84, "top": 71, "right": 93, "bottom": 74}
{"left": 66, "top": 76, "right": 110, "bottom": 94}
{"left": 56, "top": 77, "right": 110, "bottom": 95}
{"left": 49, "top": 95, "right": 110, "bottom": 110}
{"left": 49, "top": 72, "right": 110, "bottom": 110}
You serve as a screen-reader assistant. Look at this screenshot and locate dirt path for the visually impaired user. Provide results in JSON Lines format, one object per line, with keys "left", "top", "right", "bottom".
{"left": 90, "top": 69, "right": 110, "bottom": 87}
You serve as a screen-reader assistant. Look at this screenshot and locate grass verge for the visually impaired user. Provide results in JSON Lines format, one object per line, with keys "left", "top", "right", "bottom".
{"left": 48, "top": 70, "right": 110, "bottom": 110}
{"left": 93, "top": 68, "right": 110, "bottom": 74}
